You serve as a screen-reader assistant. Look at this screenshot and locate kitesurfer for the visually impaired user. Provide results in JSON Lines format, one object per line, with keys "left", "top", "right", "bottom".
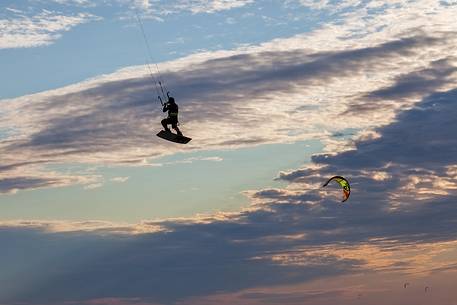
{"left": 161, "top": 96, "right": 182, "bottom": 136}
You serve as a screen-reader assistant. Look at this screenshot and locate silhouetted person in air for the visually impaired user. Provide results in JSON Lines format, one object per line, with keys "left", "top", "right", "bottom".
{"left": 161, "top": 97, "right": 182, "bottom": 136}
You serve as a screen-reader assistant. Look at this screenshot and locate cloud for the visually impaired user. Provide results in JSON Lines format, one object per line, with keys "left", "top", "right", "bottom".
{"left": 267, "top": 84, "right": 457, "bottom": 246}
{"left": 0, "top": 8, "right": 100, "bottom": 49}
{"left": 0, "top": 214, "right": 362, "bottom": 304}
{"left": 0, "top": 168, "right": 101, "bottom": 194}
{"left": 360, "top": 58, "right": 456, "bottom": 103}
{"left": 132, "top": 0, "right": 151, "bottom": 10}
{"left": 0, "top": 219, "right": 164, "bottom": 234}
{"left": 0, "top": 176, "right": 80, "bottom": 194}
{"left": 155, "top": 156, "right": 223, "bottom": 166}
{"left": 2, "top": 28, "right": 455, "bottom": 193}
{"left": 1, "top": 1, "right": 457, "bottom": 304}
{"left": 175, "top": 0, "right": 254, "bottom": 14}
{"left": 122, "top": 0, "right": 253, "bottom": 19}
{"left": 2, "top": 87, "right": 457, "bottom": 304}
{"left": 111, "top": 176, "right": 130, "bottom": 183}
{"left": 239, "top": 289, "right": 344, "bottom": 303}
{"left": 1, "top": 0, "right": 455, "bottom": 194}
{"left": 291, "top": 0, "right": 370, "bottom": 14}
{"left": 50, "top": 0, "right": 93, "bottom": 6}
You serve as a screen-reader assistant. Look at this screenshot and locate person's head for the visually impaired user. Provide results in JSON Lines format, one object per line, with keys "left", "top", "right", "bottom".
{"left": 168, "top": 97, "right": 175, "bottom": 104}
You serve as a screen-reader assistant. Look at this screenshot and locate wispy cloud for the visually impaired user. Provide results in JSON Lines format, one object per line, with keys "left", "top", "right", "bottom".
{"left": 173, "top": 0, "right": 254, "bottom": 14}
{"left": 110, "top": 176, "right": 130, "bottom": 183}
{"left": 50, "top": 0, "right": 93, "bottom": 6}
{"left": 154, "top": 156, "right": 223, "bottom": 166}
{"left": 0, "top": 8, "right": 100, "bottom": 49}
{"left": 123, "top": 0, "right": 253, "bottom": 18}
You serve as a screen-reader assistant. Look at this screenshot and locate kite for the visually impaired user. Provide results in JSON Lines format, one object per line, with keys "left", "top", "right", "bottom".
{"left": 322, "top": 176, "right": 351, "bottom": 202}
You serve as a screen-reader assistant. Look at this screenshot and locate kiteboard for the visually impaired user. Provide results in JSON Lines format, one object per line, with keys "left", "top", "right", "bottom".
{"left": 157, "top": 130, "right": 192, "bottom": 144}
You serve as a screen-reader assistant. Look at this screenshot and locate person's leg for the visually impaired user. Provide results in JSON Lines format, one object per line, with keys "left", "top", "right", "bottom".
{"left": 172, "top": 122, "right": 183, "bottom": 136}
{"left": 161, "top": 118, "right": 171, "bottom": 131}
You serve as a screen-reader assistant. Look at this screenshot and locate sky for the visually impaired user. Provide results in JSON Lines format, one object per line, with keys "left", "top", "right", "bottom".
{"left": 0, "top": 0, "right": 457, "bottom": 304}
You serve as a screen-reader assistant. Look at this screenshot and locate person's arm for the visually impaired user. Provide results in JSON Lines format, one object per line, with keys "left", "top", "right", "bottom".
{"left": 162, "top": 104, "right": 168, "bottom": 112}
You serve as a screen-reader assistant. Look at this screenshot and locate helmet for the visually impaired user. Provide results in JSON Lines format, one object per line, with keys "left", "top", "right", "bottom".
{"left": 168, "top": 97, "right": 175, "bottom": 103}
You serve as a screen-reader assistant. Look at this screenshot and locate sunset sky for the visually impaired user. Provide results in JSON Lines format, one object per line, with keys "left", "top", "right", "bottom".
{"left": 1, "top": 0, "right": 457, "bottom": 304}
